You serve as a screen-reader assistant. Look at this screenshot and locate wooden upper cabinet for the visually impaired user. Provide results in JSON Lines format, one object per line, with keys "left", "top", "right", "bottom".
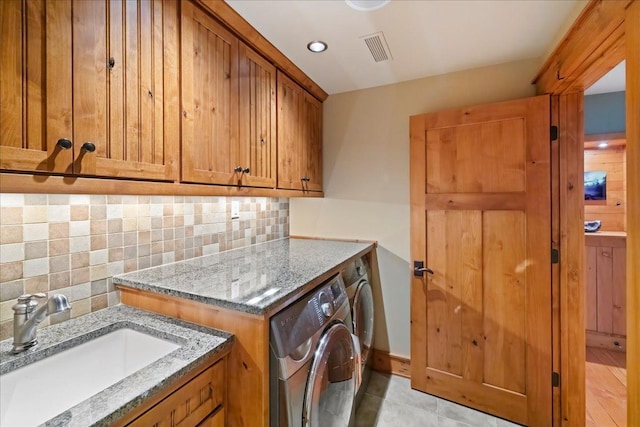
{"left": 0, "top": 0, "right": 179, "bottom": 181}
{"left": 238, "top": 42, "right": 276, "bottom": 188}
{"left": 181, "top": 1, "right": 240, "bottom": 185}
{"left": 72, "top": 0, "right": 179, "bottom": 180}
{"left": 0, "top": 0, "right": 73, "bottom": 174}
{"left": 277, "top": 71, "right": 322, "bottom": 192}
{"left": 302, "top": 93, "right": 323, "bottom": 191}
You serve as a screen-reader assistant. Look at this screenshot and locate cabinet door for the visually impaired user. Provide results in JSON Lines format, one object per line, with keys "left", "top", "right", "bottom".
{"left": 277, "top": 71, "right": 323, "bottom": 192}
{"left": 181, "top": 1, "right": 239, "bottom": 185}
{"left": 302, "top": 92, "right": 323, "bottom": 191}
{"left": 0, "top": 0, "right": 73, "bottom": 173}
{"left": 276, "top": 72, "right": 304, "bottom": 190}
{"left": 239, "top": 42, "right": 276, "bottom": 188}
{"left": 72, "top": 0, "right": 178, "bottom": 181}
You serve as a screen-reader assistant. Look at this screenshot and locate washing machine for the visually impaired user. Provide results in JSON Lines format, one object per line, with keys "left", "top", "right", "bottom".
{"left": 342, "top": 256, "right": 374, "bottom": 406}
{"left": 270, "top": 274, "right": 361, "bottom": 427}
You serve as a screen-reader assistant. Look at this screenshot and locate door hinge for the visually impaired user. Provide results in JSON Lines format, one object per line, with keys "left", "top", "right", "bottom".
{"left": 552, "top": 371, "right": 560, "bottom": 387}
{"left": 551, "top": 248, "right": 559, "bottom": 264}
{"left": 550, "top": 125, "right": 558, "bottom": 141}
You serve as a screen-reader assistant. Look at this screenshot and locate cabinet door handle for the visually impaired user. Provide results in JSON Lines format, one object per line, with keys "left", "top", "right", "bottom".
{"left": 81, "top": 142, "right": 96, "bottom": 153}
{"left": 56, "top": 138, "right": 73, "bottom": 150}
{"left": 243, "top": 167, "right": 250, "bottom": 174}
{"left": 234, "top": 166, "right": 243, "bottom": 173}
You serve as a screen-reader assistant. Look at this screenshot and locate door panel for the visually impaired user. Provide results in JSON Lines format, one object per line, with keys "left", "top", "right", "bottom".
{"left": 181, "top": 1, "right": 239, "bottom": 185}
{"left": 410, "top": 95, "right": 551, "bottom": 426}
{"left": 239, "top": 42, "right": 276, "bottom": 188}
{"left": 0, "top": 0, "right": 73, "bottom": 173}
{"left": 277, "top": 71, "right": 304, "bottom": 190}
{"left": 72, "top": 0, "right": 177, "bottom": 180}
{"left": 426, "top": 120, "right": 526, "bottom": 193}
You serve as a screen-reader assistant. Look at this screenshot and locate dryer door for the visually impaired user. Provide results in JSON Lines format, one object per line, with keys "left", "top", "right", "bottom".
{"left": 303, "top": 323, "right": 356, "bottom": 427}
{"left": 353, "top": 280, "right": 374, "bottom": 369}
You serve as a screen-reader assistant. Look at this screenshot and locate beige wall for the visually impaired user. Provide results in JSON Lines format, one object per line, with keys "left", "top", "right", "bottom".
{"left": 291, "top": 58, "right": 540, "bottom": 358}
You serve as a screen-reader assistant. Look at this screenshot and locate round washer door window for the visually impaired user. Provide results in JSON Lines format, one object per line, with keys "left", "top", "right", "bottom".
{"left": 353, "top": 280, "right": 374, "bottom": 368}
{"left": 303, "top": 323, "right": 356, "bottom": 427}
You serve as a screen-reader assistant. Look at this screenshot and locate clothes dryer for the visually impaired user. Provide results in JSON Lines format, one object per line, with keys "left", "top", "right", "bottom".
{"left": 343, "top": 256, "right": 374, "bottom": 406}
{"left": 270, "top": 274, "right": 360, "bottom": 427}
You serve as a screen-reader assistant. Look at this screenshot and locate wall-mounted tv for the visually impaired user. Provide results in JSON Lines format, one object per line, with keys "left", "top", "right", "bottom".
{"left": 584, "top": 171, "right": 607, "bottom": 201}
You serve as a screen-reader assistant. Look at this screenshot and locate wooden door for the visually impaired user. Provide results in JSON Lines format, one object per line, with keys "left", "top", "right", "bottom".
{"left": 410, "top": 95, "right": 552, "bottom": 426}
{"left": 301, "top": 92, "right": 323, "bottom": 192}
{"left": 238, "top": 42, "right": 276, "bottom": 188}
{"left": 277, "top": 71, "right": 304, "bottom": 190}
{"left": 72, "top": 0, "right": 178, "bottom": 180}
{"left": 181, "top": 1, "right": 239, "bottom": 185}
{"left": 0, "top": 0, "right": 73, "bottom": 173}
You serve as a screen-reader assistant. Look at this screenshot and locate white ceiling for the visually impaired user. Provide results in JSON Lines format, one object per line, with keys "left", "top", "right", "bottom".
{"left": 227, "top": 0, "right": 584, "bottom": 95}
{"left": 585, "top": 61, "right": 626, "bottom": 95}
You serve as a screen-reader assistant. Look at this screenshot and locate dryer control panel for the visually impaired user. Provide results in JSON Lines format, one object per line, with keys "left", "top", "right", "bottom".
{"left": 270, "top": 274, "right": 348, "bottom": 359}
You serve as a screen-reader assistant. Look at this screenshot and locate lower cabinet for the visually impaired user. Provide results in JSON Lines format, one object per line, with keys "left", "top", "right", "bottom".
{"left": 584, "top": 233, "right": 626, "bottom": 350}
{"left": 120, "top": 358, "right": 226, "bottom": 427}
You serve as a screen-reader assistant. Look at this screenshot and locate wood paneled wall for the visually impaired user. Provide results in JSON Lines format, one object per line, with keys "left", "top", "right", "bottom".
{"left": 584, "top": 146, "right": 627, "bottom": 231}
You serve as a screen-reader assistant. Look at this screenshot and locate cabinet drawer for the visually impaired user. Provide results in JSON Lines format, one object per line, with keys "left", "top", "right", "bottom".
{"left": 128, "top": 359, "right": 225, "bottom": 427}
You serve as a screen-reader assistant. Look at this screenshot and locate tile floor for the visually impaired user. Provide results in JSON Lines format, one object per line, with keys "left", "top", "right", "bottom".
{"left": 354, "top": 371, "right": 522, "bottom": 427}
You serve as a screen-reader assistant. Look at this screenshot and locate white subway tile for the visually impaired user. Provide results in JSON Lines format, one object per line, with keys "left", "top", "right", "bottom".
{"left": 107, "top": 205, "right": 122, "bottom": 219}
{"left": 0, "top": 243, "right": 25, "bottom": 263}
{"left": 23, "top": 223, "right": 49, "bottom": 242}
{"left": 69, "top": 236, "right": 90, "bottom": 253}
{"left": 89, "top": 249, "right": 108, "bottom": 266}
{"left": 48, "top": 205, "right": 71, "bottom": 222}
{"left": 69, "top": 194, "right": 91, "bottom": 205}
{"left": 69, "top": 220, "right": 90, "bottom": 237}
{"left": 23, "top": 257, "right": 49, "bottom": 278}
{"left": 0, "top": 194, "right": 25, "bottom": 207}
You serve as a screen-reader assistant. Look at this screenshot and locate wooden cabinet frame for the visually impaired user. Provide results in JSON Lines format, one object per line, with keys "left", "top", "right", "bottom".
{"left": 533, "top": 0, "right": 639, "bottom": 424}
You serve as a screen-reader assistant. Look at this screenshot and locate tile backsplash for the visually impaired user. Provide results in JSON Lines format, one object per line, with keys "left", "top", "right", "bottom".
{"left": 0, "top": 194, "right": 289, "bottom": 340}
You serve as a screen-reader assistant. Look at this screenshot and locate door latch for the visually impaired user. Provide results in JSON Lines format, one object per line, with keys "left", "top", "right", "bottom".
{"left": 413, "top": 260, "right": 434, "bottom": 277}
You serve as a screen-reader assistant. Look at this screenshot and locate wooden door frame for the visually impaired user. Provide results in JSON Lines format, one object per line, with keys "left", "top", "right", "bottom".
{"left": 533, "top": 0, "right": 639, "bottom": 425}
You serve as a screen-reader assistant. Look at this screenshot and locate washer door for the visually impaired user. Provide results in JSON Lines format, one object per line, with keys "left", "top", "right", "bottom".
{"left": 303, "top": 323, "right": 356, "bottom": 427}
{"left": 353, "top": 280, "right": 374, "bottom": 369}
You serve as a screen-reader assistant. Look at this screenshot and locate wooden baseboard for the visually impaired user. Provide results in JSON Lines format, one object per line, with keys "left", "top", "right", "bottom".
{"left": 371, "top": 349, "right": 411, "bottom": 378}
{"left": 586, "top": 330, "right": 626, "bottom": 352}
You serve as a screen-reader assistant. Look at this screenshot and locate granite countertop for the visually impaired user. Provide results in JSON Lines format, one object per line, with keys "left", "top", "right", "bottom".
{"left": 0, "top": 305, "right": 233, "bottom": 427}
{"left": 114, "top": 237, "right": 374, "bottom": 315}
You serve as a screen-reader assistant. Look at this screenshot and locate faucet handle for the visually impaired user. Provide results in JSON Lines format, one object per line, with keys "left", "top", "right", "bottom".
{"left": 17, "top": 293, "right": 46, "bottom": 303}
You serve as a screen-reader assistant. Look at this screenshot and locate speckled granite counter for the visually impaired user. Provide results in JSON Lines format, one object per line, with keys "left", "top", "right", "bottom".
{"left": 0, "top": 305, "right": 233, "bottom": 427}
{"left": 113, "top": 238, "right": 374, "bottom": 315}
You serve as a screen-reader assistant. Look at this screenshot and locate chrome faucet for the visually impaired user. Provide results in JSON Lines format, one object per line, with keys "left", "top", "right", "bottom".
{"left": 11, "top": 293, "right": 71, "bottom": 354}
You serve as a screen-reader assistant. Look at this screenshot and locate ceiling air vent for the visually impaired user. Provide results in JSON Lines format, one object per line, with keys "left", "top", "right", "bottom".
{"left": 361, "top": 31, "right": 392, "bottom": 63}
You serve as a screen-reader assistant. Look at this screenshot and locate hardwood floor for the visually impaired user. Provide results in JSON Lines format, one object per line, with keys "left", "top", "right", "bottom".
{"left": 586, "top": 346, "right": 627, "bottom": 427}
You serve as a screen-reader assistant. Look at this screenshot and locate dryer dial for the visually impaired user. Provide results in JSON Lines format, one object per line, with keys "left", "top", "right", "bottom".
{"left": 317, "top": 291, "right": 334, "bottom": 318}
{"left": 321, "top": 302, "right": 334, "bottom": 318}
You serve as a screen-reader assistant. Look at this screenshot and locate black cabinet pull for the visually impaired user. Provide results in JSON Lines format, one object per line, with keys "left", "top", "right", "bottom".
{"left": 243, "top": 167, "right": 250, "bottom": 174}
{"left": 234, "top": 166, "right": 243, "bottom": 173}
{"left": 81, "top": 142, "right": 96, "bottom": 153}
{"left": 56, "top": 138, "right": 72, "bottom": 150}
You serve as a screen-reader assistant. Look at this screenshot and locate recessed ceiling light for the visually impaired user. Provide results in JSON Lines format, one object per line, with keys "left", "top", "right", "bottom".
{"left": 598, "top": 142, "right": 608, "bottom": 148}
{"left": 346, "top": 0, "right": 391, "bottom": 12}
{"left": 307, "top": 41, "right": 328, "bottom": 53}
